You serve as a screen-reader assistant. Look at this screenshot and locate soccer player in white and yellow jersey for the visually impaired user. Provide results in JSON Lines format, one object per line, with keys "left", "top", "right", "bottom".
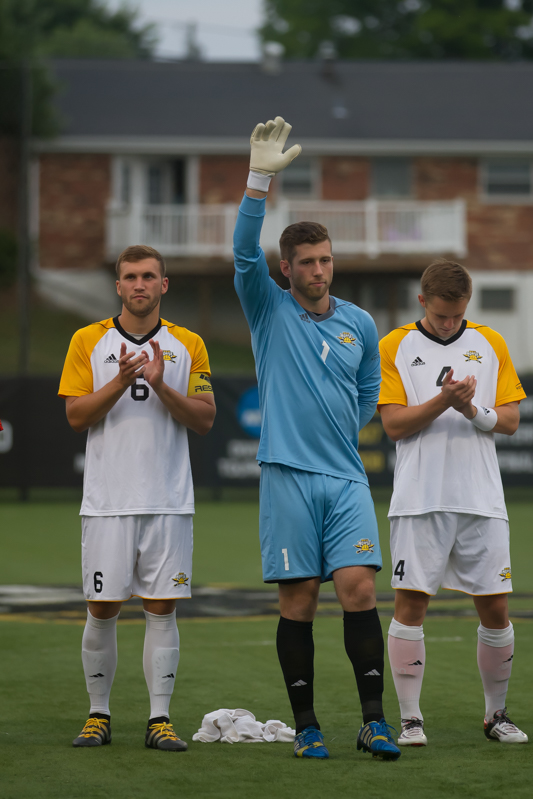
{"left": 59, "top": 245, "right": 215, "bottom": 751}
{"left": 379, "top": 260, "right": 527, "bottom": 747}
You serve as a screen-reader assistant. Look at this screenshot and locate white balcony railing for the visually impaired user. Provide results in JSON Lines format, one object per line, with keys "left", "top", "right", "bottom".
{"left": 107, "top": 199, "right": 466, "bottom": 260}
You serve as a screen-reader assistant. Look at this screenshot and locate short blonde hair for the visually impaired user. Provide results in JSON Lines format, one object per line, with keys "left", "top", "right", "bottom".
{"left": 116, "top": 245, "right": 166, "bottom": 277}
{"left": 421, "top": 259, "right": 472, "bottom": 302}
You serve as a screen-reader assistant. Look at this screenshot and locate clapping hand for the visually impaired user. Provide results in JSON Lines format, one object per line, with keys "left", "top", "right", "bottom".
{"left": 141, "top": 340, "right": 165, "bottom": 390}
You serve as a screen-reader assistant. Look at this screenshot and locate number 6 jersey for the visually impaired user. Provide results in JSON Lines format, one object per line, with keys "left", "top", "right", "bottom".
{"left": 59, "top": 317, "right": 212, "bottom": 517}
{"left": 378, "top": 320, "right": 526, "bottom": 520}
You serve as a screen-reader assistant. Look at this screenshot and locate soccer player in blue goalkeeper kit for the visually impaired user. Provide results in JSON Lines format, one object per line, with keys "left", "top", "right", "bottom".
{"left": 233, "top": 117, "right": 400, "bottom": 761}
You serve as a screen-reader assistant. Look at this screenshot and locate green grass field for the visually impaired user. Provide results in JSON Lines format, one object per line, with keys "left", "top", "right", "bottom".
{"left": 2, "top": 616, "right": 532, "bottom": 799}
{"left": 1, "top": 499, "right": 533, "bottom": 593}
{"left": 1, "top": 499, "right": 533, "bottom": 798}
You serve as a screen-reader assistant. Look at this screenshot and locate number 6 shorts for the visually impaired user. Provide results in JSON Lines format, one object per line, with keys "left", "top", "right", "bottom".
{"left": 390, "top": 512, "right": 512, "bottom": 596}
{"left": 81, "top": 514, "right": 193, "bottom": 601}
{"left": 259, "top": 463, "right": 382, "bottom": 583}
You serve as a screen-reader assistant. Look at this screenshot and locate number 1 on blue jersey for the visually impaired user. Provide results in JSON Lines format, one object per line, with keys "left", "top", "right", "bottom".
{"left": 321, "top": 341, "right": 330, "bottom": 364}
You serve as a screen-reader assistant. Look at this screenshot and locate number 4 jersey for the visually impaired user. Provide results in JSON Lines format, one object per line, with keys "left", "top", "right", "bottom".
{"left": 58, "top": 317, "right": 212, "bottom": 516}
{"left": 379, "top": 320, "right": 526, "bottom": 520}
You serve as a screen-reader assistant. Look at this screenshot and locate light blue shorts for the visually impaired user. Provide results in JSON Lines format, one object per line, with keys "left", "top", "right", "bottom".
{"left": 259, "top": 463, "right": 382, "bottom": 583}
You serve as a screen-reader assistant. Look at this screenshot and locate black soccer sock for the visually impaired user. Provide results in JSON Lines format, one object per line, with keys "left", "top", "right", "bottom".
{"left": 344, "top": 608, "right": 385, "bottom": 725}
{"left": 276, "top": 616, "right": 320, "bottom": 734}
{"left": 148, "top": 715, "right": 170, "bottom": 727}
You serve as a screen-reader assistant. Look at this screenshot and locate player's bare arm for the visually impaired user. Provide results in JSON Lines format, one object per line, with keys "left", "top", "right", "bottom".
{"left": 455, "top": 399, "right": 520, "bottom": 435}
{"left": 142, "top": 339, "right": 215, "bottom": 436}
{"left": 381, "top": 368, "right": 477, "bottom": 441}
{"left": 65, "top": 342, "right": 148, "bottom": 433}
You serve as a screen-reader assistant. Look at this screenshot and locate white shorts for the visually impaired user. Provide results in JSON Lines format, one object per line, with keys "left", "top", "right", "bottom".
{"left": 81, "top": 515, "right": 193, "bottom": 601}
{"left": 390, "top": 512, "right": 512, "bottom": 596}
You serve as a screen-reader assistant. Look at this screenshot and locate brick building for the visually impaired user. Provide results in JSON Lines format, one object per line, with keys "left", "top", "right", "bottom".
{"left": 13, "top": 58, "right": 533, "bottom": 370}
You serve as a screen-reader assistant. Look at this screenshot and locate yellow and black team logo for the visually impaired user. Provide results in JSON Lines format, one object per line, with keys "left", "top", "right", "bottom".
{"left": 162, "top": 350, "right": 177, "bottom": 363}
{"left": 354, "top": 538, "right": 374, "bottom": 554}
{"left": 172, "top": 572, "right": 189, "bottom": 586}
{"left": 337, "top": 332, "right": 357, "bottom": 346}
{"left": 463, "top": 350, "right": 482, "bottom": 363}
{"left": 499, "top": 567, "right": 512, "bottom": 583}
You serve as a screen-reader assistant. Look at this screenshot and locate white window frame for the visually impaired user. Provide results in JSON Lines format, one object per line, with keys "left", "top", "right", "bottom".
{"left": 110, "top": 156, "right": 136, "bottom": 209}
{"left": 480, "top": 159, "right": 533, "bottom": 204}
{"left": 279, "top": 156, "right": 321, "bottom": 200}
{"left": 370, "top": 158, "right": 413, "bottom": 199}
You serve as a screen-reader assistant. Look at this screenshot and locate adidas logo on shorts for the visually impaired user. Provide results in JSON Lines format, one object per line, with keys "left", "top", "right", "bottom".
{"left": 104, "top": 354, "right": 119, "bottom": 363}
{"left": 411, "top": 356, "right": 425, "bottom": 366}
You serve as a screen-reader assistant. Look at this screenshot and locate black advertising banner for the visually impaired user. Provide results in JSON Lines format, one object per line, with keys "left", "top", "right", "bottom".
{"left": 0, "top": 377, "right": 88, "bottom": 489}
{"left": 0, "top": 376, "right": 532, "bottom": 491}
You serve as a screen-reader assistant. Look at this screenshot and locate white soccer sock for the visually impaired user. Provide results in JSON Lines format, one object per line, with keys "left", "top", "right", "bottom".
{"left": 143, "top": 610, "right": 180, "bottom": 721}
{"left": 81, "top": 609, "right": 119, "bottom": 716}
{"left": 388, "top": 618, "right": 425, "bottom": 721}
{"left": 477, "top": 622, "right": 514, "bottom": 719}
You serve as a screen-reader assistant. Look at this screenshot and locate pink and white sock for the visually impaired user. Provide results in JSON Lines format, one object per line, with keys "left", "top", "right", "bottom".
{"left": 477, "top": 622, "right": 514, "bottom": 720}
{"left": 388, "top": 617, "right": 425, "bottom": 721}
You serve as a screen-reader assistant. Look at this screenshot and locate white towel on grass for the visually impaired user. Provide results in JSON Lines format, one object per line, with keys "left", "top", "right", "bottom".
{"left": 193, "top": 708, "right": 295, "bottom": 744}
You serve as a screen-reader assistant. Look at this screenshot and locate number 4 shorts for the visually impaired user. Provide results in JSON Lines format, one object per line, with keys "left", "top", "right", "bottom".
{"left": 81, "top": 514, "right": 193, "bottom": 601}
{"left": 390, "top": 511, "right": 512, "bottom": 596}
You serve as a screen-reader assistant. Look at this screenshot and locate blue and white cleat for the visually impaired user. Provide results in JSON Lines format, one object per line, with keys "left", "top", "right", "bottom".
{"left": 357, "top": 719, "right": 401, "bottom": 761}
{"left": 294, "top": 726, "right": 329, "bottom": 759}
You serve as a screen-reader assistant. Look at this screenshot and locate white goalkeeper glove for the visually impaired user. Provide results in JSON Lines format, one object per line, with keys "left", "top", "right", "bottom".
{"left": 247, "top": 116, "right": 302, "bottom": 193}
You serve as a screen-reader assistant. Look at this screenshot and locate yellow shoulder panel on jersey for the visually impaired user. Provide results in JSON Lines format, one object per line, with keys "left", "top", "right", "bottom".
{"left": 378, "top": 324, "right": 416, "bottom": 408}
{"left": 58, "top": 319, "right": 115, "bottom": 397}
{"left": 163, "top": 320, "right": 211, "bottom": 376}
{"left": 467, "top": 321, "right": 527, "bottom": 406}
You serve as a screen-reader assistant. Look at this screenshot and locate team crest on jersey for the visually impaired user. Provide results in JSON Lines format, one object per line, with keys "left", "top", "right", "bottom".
{"left": 172, "top": 572, "right": 189, "bottom": 586}
{"left": 162, "top": 350, "right": 177, "bottom": 363}
{"left": 354, "top": 538, "right": 374, "bottom": 554}
{"left": 337, "top": 332, "right": 357, "bottom": 346}
{"left": 499, "top": 567, "right": 512, "bottom": 582}
{"left": 463, "top": 350, "right": 482, "bottom": 363}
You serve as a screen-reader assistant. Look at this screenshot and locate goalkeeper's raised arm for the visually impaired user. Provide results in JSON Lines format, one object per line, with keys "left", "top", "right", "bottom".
{"left": 233, "top": 117, "right": 301, "bottom": 331}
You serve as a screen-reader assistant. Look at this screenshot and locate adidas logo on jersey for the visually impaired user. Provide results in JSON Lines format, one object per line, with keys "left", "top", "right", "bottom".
{"left": 411, "top": 357, "right": 425, "bottom": 366}
{"left": 104, "top": 354, "right": 119, "bottom": 363}
{"left": 299, "top": 312, "right": 310, "bottom": 323}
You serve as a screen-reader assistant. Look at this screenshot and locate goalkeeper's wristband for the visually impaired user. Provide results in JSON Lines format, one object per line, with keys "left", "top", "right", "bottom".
{"left": 247, "top": 170, "right": 272, "bottom": 193}
{"left": 471, "top": 404, "right": 498, "bottom": 431}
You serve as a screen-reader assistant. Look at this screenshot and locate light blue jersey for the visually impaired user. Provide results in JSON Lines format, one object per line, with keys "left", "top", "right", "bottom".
{"left": 234, "top": 194, "right": 381, "bottom": 485}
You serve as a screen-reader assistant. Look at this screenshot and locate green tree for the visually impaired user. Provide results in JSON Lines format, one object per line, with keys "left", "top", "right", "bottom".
{"left": 0, "top": 0, "right": 157, "bottom": 135}
{"left": 36, "top": 0, "right": 157, "bottom": 59}
{"left": 262, "top": 0, "right": 533, "bottom": 60}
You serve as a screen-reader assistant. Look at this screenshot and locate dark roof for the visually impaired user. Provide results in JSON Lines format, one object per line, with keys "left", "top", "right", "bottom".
{"left": 50, "top": 59, "right": 533, "bottom": 142}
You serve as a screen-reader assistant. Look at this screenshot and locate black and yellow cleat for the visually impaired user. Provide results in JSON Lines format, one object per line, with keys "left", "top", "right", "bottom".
{"left": 145, "top": 720, "right": 188, "bottom": 752}
{"left": 73, "top": 716, "right": 111, "bottom": 747}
